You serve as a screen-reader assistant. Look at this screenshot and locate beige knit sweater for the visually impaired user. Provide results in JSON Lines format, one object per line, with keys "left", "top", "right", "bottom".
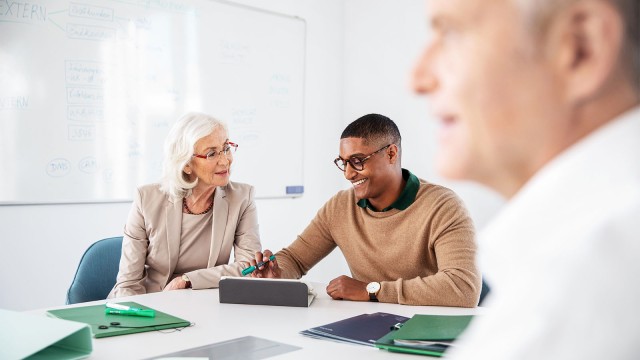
{"left": 276, "top": 179, "right": 481, "bottom": 307}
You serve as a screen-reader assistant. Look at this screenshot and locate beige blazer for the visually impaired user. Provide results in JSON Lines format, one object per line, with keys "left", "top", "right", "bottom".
{"left": 108, "top": 181, "right": 261, "bottom": 297}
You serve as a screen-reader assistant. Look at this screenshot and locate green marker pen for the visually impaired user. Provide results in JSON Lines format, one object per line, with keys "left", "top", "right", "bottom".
{"left": 242, "top": 255, "right": 276, "bottom": 276}
{"left": 105, "top": 303, "right": 156, "bottom": 317}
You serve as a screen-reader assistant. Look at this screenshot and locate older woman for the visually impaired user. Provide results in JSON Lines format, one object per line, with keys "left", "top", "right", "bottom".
{"left": 109, "top": 112, "right": 261, "bottom": 297}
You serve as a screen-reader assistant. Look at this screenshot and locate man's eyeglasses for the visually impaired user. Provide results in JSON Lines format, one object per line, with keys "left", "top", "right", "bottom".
{"left": 333, "top": 144, "right": 391, "bottom": 172}
{"left": 192, "top": 142, "right": 238, "bottom": 161}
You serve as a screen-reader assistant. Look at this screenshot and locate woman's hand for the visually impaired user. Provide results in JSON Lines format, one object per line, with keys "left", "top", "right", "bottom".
{"left": 164, "top": 276, "right": 189, "bottom": 291}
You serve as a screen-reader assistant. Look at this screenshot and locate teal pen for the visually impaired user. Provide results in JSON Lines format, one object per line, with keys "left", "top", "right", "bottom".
{"left": 105, "top": 302, "right": 156, "bottom": 317}
{"left": 242, "top": 255, "right": 276, "bottom": 276}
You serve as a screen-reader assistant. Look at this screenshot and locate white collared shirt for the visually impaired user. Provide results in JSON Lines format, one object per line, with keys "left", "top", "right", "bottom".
{"left": 448, "top": 106, "right": 640, "bottom": 360}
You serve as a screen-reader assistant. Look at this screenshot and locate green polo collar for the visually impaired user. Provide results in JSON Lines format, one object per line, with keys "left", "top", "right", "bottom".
{"left": 356, "top": 169, "right": 419, "bottom": 212}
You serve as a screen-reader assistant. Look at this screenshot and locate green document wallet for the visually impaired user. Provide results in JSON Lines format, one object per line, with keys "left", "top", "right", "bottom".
{"left": 375, "top": 314, "right": 474, "bottom": 357}
{"left": 47, "top": 302, "right": 191, "bottom": 338}
{"left": 0, "top": 308, "right": 92, "bottom": 360}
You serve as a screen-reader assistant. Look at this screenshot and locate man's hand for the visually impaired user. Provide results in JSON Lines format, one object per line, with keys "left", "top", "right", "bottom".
{"left": 326, "top": 275, "right": 369, "bottom": 301}
{"left": 249, "top": 250, "right": 281, "bottom": 278}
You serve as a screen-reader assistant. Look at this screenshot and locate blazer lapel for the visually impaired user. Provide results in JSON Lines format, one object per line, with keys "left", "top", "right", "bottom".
{"left": 165, "top": 195, "right": 183, "bottom": 271}
{"left": 209, "top": 186, "right": 229, "bottom": 266}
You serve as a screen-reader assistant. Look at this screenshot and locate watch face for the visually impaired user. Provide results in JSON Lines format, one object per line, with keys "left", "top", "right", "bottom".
{"left": 367, "top": 282, "right": 380, "bottom": 294}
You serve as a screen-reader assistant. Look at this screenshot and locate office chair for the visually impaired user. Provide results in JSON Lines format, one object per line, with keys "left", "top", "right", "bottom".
{"left": 66, "top": 236, "right": 123, "bottom": 304}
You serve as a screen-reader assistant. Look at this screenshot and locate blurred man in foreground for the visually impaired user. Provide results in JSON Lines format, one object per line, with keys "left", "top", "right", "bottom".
{"left": 413, "top": 0, "right": 640, "bottom": 358}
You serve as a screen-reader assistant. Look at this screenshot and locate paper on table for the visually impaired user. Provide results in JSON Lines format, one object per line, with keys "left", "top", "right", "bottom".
{"left": 146, "top": 336, "right": 300, "bottom": 360}
{"left": 393, "top": 339, "right": 454, "bottom": 349}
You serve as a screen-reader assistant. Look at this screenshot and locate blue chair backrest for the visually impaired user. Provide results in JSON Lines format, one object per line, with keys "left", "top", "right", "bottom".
{"left": 66, "top": 236, "right": 123, "bottom": 304}
{"left": 479, "top": 278, "right": 491, "bottom": 306}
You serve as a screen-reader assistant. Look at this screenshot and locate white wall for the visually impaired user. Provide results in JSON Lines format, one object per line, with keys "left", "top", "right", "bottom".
{"left": 0, "top": 0, "right": 505, "bottom": 311}
{"left": 342, "top": 0, "right": 505, "bottom": 229}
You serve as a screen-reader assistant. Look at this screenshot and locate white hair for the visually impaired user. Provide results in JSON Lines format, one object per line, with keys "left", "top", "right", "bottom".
{"left": 615, "top": 0, "right": 640, "bottom": 93}
{"left": 516, "top": 0, "right": 639, "bottom": 92}
{"left": 159, "top": 112, "right": 229, "bottom": 200}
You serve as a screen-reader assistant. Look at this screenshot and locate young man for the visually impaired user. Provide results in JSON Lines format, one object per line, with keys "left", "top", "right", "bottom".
{"left": 251, "top": 113, "right": 480, "bottom": 307}
{"left": 413, "top": 0, "right": 640, "bottom": 358}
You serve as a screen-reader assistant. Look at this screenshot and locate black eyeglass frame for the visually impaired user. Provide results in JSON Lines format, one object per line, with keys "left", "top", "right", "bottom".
{"left": 333, "top": 144, "right": 392, "bottom": 172}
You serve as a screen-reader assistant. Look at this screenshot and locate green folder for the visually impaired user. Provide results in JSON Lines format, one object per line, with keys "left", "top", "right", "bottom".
{"left": 47, "top": 302, "right": 191, "bottom": 338}
{"left": 375, "top": 314, "right": 474, "bottom": 357}
{"left": 0, "top": 308, "right": 92, "bottom": 360}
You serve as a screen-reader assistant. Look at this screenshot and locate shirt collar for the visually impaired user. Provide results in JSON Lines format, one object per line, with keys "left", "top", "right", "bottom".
{"left": 356, "top": 169, "right": 419, "bottom": 212}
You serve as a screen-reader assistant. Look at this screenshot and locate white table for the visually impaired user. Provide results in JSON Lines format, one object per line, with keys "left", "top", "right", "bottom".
{"left": 35, "top": 283, "right": 483, "bottom": 359}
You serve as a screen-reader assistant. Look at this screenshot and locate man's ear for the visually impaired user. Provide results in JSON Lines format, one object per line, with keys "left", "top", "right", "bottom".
{"left": 550, "top": 0, "right": 624, "bottom": 103}
{"left": 388, "top": 144, "right": 399, "bottom": 163}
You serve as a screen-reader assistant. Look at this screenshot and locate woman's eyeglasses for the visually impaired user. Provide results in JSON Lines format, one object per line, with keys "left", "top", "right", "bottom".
{"left": 192, "top": 142, "right": 238, "bottom": 161}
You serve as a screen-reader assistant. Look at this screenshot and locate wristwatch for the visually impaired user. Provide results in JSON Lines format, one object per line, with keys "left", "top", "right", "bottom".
{"left": 366, "top": 282, "right": 381, "bottom": 302}
{"left": 181, "top": 274, "right": 192, "bottom": 288}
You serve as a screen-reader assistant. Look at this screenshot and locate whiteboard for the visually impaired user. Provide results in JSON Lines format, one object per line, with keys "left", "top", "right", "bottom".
{"left": 0, "top": 0, "right": 305, "bottom": 204}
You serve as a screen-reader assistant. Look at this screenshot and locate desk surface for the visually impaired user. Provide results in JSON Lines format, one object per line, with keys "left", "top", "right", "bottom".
{"left": 35, "top": 283, "right": 483, "bottom": 359}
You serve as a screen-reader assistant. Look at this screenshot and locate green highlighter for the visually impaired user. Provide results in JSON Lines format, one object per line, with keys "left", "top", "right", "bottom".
{"left": 105, "top": 302, "right": 156, "bottom": 317}
{"left": 242, "top": 255, "right": 276, "bottom": 276}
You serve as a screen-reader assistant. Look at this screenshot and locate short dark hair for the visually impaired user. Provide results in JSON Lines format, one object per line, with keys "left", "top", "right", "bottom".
{"left": 340, "top": 113, "right": 402, "bottom": 149}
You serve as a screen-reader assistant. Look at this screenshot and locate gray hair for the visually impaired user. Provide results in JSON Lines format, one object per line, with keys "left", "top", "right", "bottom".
{"left": 159, "top": 112, "right": 229, "bottom": 200}
{"left": 616, "top": 0, "right": 640, "bottom": 93}
{"left": 518, "top": 0, "right": 639, "bottom": 92}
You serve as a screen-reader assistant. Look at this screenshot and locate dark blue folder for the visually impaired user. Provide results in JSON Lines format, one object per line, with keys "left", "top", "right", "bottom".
{"left": 300, "top": 312, "right": 410, "bottom": 346}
